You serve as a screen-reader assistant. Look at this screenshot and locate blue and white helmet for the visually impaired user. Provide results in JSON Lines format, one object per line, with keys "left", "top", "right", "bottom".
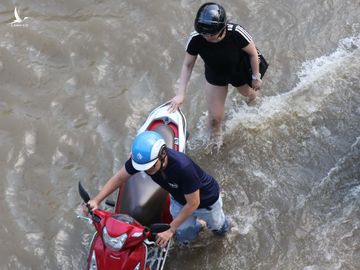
{"left": 131, "top": 131, "right": 166, "bottom": 171}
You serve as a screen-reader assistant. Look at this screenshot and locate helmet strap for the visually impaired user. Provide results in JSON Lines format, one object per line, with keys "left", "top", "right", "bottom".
{"left": 158, "top": 146, "right": 167, "bottom": 179}
{"left": 217, "top": 26, "right": 226, "bottom": 39}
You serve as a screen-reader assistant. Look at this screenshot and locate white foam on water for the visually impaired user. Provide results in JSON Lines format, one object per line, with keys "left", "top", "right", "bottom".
{"left": 224, "top": 34, "right": 360, "bottom": 134}
{"left": 296, "top": 35, "right": 360, "bottom": 86}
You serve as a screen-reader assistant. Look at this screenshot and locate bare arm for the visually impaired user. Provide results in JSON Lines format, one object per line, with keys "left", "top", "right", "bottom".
{"left": 87, "top": 165, "right": 131, "bottom": 211}
{"left": 169, "top": 190, "right": 200, "bottom": 230}
{"left": 242, "top": 41, "right": 262, "bottom": 90}
{"left": 169, "top": 53, "right": 197, "bottom": 112}
{"left": 155, "top": 190, "right": 200, "bottom": 247}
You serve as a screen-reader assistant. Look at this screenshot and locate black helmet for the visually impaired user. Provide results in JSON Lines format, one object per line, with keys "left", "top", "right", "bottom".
{"left": 194, "top": 2, "right": 227, "bottom": 35}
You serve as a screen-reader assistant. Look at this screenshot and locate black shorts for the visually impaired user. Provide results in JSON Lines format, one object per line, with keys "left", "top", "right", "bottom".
{"left": 205, "top": 64, "right": 252, "bottom": 87}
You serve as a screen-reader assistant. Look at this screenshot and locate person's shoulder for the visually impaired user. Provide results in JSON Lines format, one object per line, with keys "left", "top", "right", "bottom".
{"left": 186, "top": 31, "right": 202, "bottom": 53}
{"left": 229, "top": 23, "right": 252, "bottom": 42}
{"left": 124, "top": 158, "right": 138, "bottom": 175}
{"left": 168, "top": 149, "right": 191, "bottom": 166}
{"left": 189, "top": 30, "right": 201, "bottom": 38}
{"left": 187, "top": 31, "right": 201, "bottom": 43}
{"left": 226, "top": 22, "right": 236, "bottom": 30}
{"left": 167, "top": 148, "right": 186, "bottom": 158}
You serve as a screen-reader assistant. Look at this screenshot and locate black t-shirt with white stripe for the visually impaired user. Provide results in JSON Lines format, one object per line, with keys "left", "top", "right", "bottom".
{"left": 186, "top": 23, "right": 252, "bottom": 75}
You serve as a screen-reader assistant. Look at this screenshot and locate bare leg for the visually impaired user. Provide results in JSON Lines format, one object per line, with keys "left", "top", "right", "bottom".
{"left": 236, "top": 84, "right": 259, "bottom": 104}
{"left": 205, "top": 82, "right": 228, "bottom": 138}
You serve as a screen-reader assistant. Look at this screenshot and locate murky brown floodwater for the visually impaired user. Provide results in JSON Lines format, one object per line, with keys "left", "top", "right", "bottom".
{"left": 1, "top": 0, "right": 360, "bottom": 269}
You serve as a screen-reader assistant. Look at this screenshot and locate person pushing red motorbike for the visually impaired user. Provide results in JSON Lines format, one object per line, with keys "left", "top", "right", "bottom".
{"left": 85, "top": 130, "right": 229, "bottom": 247}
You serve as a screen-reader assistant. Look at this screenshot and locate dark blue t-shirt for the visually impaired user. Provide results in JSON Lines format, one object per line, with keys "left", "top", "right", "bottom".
{"left": 125, "top": 149, "right": 219, "bottom": 208}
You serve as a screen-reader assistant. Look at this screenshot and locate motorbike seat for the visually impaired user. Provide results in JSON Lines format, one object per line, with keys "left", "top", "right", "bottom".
{"left": 153, "top": 124, "right": 174, "bottom": 149}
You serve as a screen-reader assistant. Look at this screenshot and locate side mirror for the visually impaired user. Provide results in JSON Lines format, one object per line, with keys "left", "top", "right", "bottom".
{"left": 105, "top": 199, "right": 115, "bottom": 207}
{"left": 78, "top": 181, "right": 91, "bottom": 203}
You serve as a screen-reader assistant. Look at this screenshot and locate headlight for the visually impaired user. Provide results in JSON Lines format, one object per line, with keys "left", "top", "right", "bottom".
{"left": 103, "top": 227, "right": 128, "bottom": 251}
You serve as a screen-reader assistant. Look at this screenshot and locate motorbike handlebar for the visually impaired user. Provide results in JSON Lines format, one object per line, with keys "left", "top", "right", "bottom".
{"left": 78, "top": 181, "right": 101, "bottom": 223}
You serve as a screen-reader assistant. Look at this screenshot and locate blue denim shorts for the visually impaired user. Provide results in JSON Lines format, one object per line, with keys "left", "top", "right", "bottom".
{"left": 170, "top": 196, "right": 229, "bottom": 243}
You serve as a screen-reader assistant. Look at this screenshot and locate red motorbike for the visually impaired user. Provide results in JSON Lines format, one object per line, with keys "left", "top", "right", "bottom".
{"left": 78, "top": 101, "right": 187, "bottom": 270}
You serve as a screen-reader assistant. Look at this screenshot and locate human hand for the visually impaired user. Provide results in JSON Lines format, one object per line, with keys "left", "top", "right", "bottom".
{"left": 82, "top": 199, "right": 99, "bottom": 215}
{"left": 155, "top": 229, "right": 174, "bottom": 248}
{"left": 168, "top": 95, "right": 184, "bottom": 113}
{"left": 252, "top": 79, "right": 262, "bottom": 91}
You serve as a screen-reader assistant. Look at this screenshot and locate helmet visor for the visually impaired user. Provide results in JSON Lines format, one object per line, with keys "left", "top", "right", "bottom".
{"left": 196, "top": 21, "right": 225, "bottom": 35}
{"left": 132, "top": 156, "right": 158, "bottom": 171}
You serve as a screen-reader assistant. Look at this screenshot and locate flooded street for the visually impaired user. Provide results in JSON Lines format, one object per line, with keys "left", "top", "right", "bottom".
{"left": 0, "top": 0, "right": 359, "bottom": 269}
